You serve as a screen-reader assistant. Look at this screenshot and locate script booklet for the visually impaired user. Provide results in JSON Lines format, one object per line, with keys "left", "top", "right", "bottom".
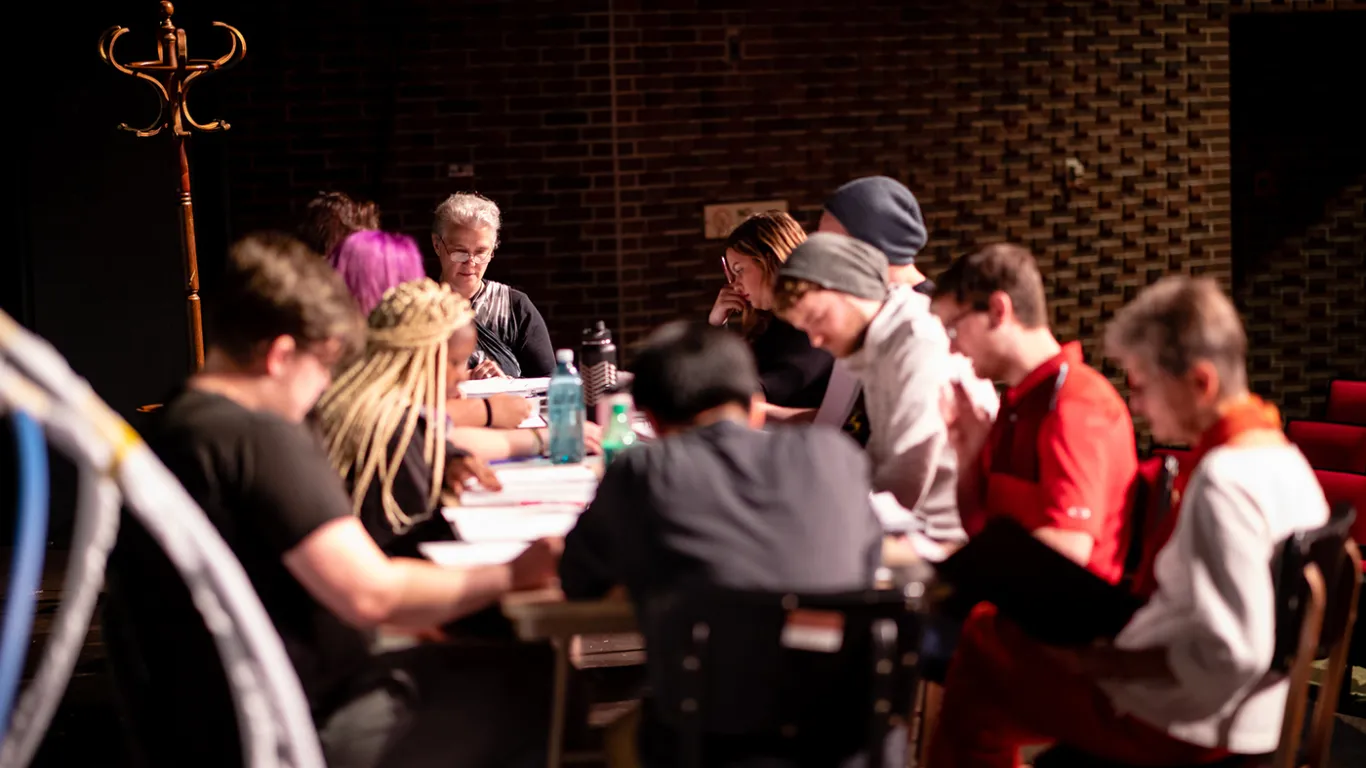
{"left": 933, "top": 518, "right": 1145, "bottom": 646}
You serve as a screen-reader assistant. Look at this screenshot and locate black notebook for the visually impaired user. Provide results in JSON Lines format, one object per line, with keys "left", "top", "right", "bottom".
{"left": 933, "top": 518, "right": 1145, "bottom": 646}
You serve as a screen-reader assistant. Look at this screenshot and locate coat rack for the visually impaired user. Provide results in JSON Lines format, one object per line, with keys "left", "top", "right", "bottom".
{"left": 98, "top": 1, "right": 246, "bottom": 370}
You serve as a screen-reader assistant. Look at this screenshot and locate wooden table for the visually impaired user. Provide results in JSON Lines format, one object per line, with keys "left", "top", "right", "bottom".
{"left": 500, "top": 588, "right": 639, "bottom": 768}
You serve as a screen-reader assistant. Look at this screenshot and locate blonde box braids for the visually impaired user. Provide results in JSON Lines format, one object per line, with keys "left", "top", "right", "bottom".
{"left": 317, "top": 278, "right": 475, "bottom": 533}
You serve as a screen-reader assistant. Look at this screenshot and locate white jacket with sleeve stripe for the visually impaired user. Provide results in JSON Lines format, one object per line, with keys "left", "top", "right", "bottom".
{"left": 843, "top": 285, "right": 999, "bottom": 543}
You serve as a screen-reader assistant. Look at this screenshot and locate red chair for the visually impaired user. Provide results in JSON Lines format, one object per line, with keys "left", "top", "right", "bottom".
{"left": 1286, "top": 420, "right": 1366, "bottom": 473}
{"left": 1327, "top": 380, "right": 1366, "bottom": 426}
{"left": 1314, "top": 470, "right": 1366, "bottom": 572}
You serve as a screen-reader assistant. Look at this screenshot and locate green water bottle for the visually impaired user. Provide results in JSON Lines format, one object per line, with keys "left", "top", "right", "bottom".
{"left": 601, "top": 402, "right": 637, "bottom": 465}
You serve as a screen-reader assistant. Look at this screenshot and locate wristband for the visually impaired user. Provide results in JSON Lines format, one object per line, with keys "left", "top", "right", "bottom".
{"left": 531, "top": 428, "right": 547, "bottom": 457}
{"left": 483, "top": 398, "right": 493, "bottom": 427}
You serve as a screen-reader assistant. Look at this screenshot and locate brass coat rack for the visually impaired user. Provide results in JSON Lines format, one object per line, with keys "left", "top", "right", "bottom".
{"left": 98, "top": 1, "right": 246, "bottom": 370}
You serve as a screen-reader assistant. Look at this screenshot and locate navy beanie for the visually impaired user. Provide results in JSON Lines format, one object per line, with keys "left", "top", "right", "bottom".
{"left": 823, "top": 176, "right": 927, "bottom": 266}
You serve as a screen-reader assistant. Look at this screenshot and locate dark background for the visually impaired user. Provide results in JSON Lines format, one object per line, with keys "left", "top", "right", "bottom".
{"left": 3, "top": 0, "right": 1365, "bottom": 544}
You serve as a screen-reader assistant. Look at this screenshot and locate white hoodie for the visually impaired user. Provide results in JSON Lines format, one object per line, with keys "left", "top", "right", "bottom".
{"left": 841, "top": 285, "right": 999, "bottom": 543}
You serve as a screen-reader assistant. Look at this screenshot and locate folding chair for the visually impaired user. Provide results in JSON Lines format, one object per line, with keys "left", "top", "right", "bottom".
{"left": 1033, "top": 505, "right": 1361, "bottom": 768}
{"left": 643, "top": 588, "right": 923, "bottom": 768}
{"left": 1286, "top": 421, "right": 1366, "bottom": 474}
{"left": 1270, "top": 503, "right": 1361, "bottom": 768}
{"left": 1327, "top": 381, "right": 1366, "bottom": 426}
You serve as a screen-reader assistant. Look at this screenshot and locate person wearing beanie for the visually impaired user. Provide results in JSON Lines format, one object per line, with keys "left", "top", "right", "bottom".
{"left": 774, "top": 233, "right": 998, "bottom": 547}
{"left": 819, "top": 176, "right": 933, "bottom": 291}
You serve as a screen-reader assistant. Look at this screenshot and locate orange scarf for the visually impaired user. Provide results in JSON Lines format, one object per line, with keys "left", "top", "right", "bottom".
{"left": 1135, "top": 395, "right": 1282, "bottom": 597}
{"left": 1173, "top": 395, "right": 1283, "bottom": 499}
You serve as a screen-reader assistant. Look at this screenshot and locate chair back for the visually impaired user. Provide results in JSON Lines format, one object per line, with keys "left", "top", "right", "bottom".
{"left": 1270, "top": 503, "right": 1362, "bottom": 768}
{"left": 1286, "top": 420, "right": 1366, "bottom": 474}
{"left": 643, "top": 587, "right": 921, "bottom": 768}
{"left": 1327, "top": 380, "right": 1366, "bottom": 426}
{"left": 1312, "top": 470, "right": 1366, "bottom": 569}
{"left": 1121, "top": 454, "right": 1178, "bottom": 593}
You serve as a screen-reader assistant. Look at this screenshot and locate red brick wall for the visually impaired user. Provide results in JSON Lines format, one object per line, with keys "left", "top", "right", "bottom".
{"left": 217, "top": 0, "right": 1362, "bottom": 387}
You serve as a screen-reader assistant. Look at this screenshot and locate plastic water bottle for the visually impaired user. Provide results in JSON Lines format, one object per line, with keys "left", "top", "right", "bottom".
{"left": 600, "top": 402, "right": 637, "bottom": 465}
{"left": 547, "top": 349, "right": 585, "bottom": 464}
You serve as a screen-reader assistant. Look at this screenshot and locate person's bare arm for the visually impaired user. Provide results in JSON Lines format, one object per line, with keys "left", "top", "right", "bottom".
{"left": 1033, "top": 527, "right": 1095, "bottom": 568}
{"left": 447, "top": 395, "right": 533, "bottom": 429}
{"left": 446, "top": 426, "right": 544, "bottom": 461}
{"left": 447, "top": 423, "right": 601, "bottom": 461}
{"left": 758, "top": 403, "right": 817, "bottom": 423}
{"left": 283, "top": 517, "right": 559, "bottom": 631}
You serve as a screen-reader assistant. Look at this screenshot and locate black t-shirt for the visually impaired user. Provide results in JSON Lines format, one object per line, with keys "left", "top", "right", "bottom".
{"left": 472, "top": 280, "right": 556, "bottom": 379}
{"left": 350, "top": 411, "right": 464, "bottom": 558}
{"left": 108, "top": 388, "right": 373, "bottom": 718}
{"left": 748, "top": 317, "right": 834, "bottom": 409}
{"left": 561, "top": 420, "right": 881, "bottom": 609}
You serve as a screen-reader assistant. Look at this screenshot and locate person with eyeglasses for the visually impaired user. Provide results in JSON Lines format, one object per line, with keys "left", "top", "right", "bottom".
{"left": 432, "top": 193, "right": 556, "bottom": 379}
{"left": 928, "top": 243, "right": 1136, "bottom": 579}
{"left": 927, "top": 275, "right": 1319, "bottom": 768}
{"left": 774, "top": 233, "right": 998, "bottom": 549}
{"left": 923, "top": 243, "right": 1139, "bottom": 767}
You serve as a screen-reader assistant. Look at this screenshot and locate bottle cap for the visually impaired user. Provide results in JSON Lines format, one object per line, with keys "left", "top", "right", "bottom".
{"left": 556, "top": 349, "right": 574, "bottom": 364}
{"left": 582, "top": 321, "right": 612, "bottom": 344}
{"left": 611, "top": 402, "right": 629, "bottom": 415}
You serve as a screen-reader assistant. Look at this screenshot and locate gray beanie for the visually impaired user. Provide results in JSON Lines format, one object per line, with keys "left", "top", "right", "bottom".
{"left": 779, "top": 232, "right": 889, "bottom": 301}
{"left": 823, "top": 176, "right": 928, "bottom": 266}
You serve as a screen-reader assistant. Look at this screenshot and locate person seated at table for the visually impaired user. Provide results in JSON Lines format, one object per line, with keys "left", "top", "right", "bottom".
{"left": 317, "top": 278, "right": 499, "bottom": 554}
{"left": 105, "top": 233, "right": 562, "bottom": 768}
{"left": 298, "top": 189, "right": 380, "bottom": 257}
{"left": 706, "top": 211, "right": 832, "bottom": 413}
{"left": 930, "top": 243, "right": 1136, "bottom": 579}
{"left": 327, "top": 229, "right": 533, "bottom": 430}
{"left": 317, "top": 276, "right": 602, "bottom": 554}
{"left": 810, "top": 176, "right": 935, "bottom": 443}
{"left": 774, "top": 233, "right": 998, "bottom": 548}
{"left": 927, "top": 276, "right": 1330, "bottom": 767}
{"left": 560, "top": 321, "right": 884, "bottom": 764}
{"left": 817, "top": 175, "right": 933, "bottom": 292}
{"left": 433, "top": 192, "right": 555, "bottom": 379}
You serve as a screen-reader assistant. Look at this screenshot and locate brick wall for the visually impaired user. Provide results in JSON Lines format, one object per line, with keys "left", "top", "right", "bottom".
{"left": 215, "top": 0, "right": 1362, "bottom": 390}
{"left": 1239, "top": 175, "right": 1366, "bottom": 420}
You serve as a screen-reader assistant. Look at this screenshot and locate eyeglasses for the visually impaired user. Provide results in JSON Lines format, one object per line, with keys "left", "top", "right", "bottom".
{"left": 436, "top": 233, "right": 495, "bottom": 265}
{"left": 941, "top": 305, "right": 987, "bottom": 341}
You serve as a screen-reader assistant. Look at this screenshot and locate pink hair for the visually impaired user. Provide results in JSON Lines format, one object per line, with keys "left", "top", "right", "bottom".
{"left": 328, "top": 230, "right": 426, "bottom": 316}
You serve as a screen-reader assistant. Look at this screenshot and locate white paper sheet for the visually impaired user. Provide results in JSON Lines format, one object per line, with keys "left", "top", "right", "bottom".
{"left": 871, "top": 491, "right": 954, "bottom": 563}
{"left": 444, "top": 507, "right": 580, "bottom": 542}
{"left": 814, "top": 361, "right": 861, "bottom": 427}
{"left": 493, "top": 463, "right": 598, "bottom": 485}
{"left": 459, "top": 485, "right": 596, "bottom": 506}
{"left": 870, "top": 491, "right": 916, "bottom": 533}
{"left": 457, "top": 377, "right": 550, "bottom": 398}
{"left": 419, "top": 541, "right": 528, "bottom": 568}
{"left": 518, "top": 413, "right": 548, "bottom": 429}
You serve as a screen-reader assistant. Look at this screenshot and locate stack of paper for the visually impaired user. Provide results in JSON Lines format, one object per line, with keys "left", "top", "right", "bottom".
{"left": 457, "top": 377, "right": 550, "bottom": 399}
{"left": 444, "top": 506, "right": 581, "bottom": 542}
{"left": 419, "top": 541, "right": 528, "bottom": 567}
{"left": 456, "top": 462, "right": 599, "bottom": 508}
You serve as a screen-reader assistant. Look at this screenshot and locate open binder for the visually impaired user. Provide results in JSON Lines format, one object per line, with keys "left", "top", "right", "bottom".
{"left": 933, "top": 518, "right": 1145, "bottom": 646}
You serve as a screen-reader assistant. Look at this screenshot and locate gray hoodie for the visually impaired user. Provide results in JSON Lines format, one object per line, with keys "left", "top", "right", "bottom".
{"left": 844, "top": 285, "right": 999, "bottom": 543}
